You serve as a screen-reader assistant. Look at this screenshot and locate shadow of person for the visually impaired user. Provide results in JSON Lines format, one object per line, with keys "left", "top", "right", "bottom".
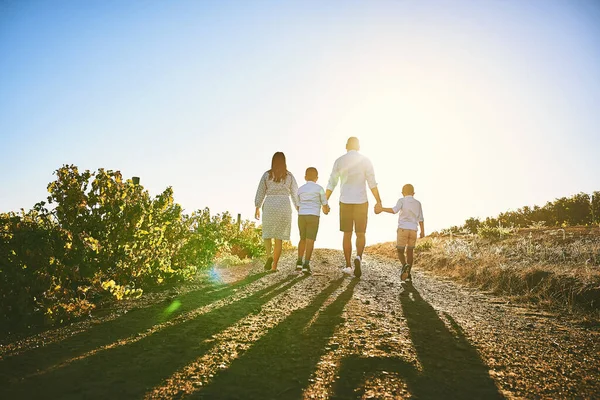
{"left": 0, "top": 271, "right": 269, "bottom": 385}
{"left": 1, "top": 274, "right": 306, "bottom": 399}
{"left": 196, "top": 278, "right": 358, "bottom": 400}
{"left": 332, "top": 282, "right": 503, "bottom": 399}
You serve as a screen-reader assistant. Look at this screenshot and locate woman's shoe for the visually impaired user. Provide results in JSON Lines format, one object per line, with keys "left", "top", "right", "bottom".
{"left": 264, "top": 257, "right": 273, "bottom": 271}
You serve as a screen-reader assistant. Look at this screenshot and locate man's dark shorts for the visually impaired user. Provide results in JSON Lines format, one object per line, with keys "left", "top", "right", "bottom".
{"left": 339, "top": 202, "right": 368, "bottom": 233}
{"left": 298, "top": 215, "right": 320, "bottom": 240}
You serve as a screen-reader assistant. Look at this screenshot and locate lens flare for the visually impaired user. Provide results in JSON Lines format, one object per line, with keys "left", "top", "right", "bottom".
{"left": 164, "top": 300, "right": 182, "bottom": 316}
{"left": 208, "top": 266, "right": 223, "bottom": 284}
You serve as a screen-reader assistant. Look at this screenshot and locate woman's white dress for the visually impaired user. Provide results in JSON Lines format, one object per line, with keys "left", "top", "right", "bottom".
{"left": 254, "top": 171, "right": 299, "bottom": 240}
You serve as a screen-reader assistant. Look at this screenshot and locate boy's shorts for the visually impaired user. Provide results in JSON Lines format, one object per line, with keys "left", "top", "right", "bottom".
{"left": 397, "top": 228, "right": 417, "bottom": 248}
{"left": 298, "top": 215, "right": 320, "bottom": 240}
{"left": 339, "top": 202, "right": 368, "bottom": 233}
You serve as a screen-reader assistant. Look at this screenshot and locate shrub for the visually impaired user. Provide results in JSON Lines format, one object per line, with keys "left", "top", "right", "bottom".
{"left": 463, "top": 218, "right": 481, "bottom": 234}
{"left": 0, "top": 165, "right": 263, "bottom": 332}
{"left": 477, "top": 224, "right": 514, "bottom": 241}
{"left": 416, "top": 240, "right": 433, "bottom": 252}
{"left": 0, "top": 207, "right": 80, "bottom": 327}
{"left": 592, "top": 192, "right": 600, "bottom": 224}
{"left": 455, "top": 191, "right": 599, "bottom": 233}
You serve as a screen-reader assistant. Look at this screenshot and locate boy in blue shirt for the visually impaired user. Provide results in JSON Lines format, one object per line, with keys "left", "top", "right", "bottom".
{"left": 375, "top": 184, "right": 425, "bottom": 282}
{"left": 296, "top": 167, "right": 330, "bottom": 274}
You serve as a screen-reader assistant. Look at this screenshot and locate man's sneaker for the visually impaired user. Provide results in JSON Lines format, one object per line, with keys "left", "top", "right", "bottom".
{"left": 341, "top": 267, "right": 354, "bottom": 276}
{"left": 401, "top": 264, "right": 411, "bottom": 281}
{"left": 302, "top": 262, "right": 311, "bottom": 274}
{"left": 296, "top": 259, "right": 303, "bottom": 273}
{"left": 353, "top": 257, "right": 362, "bottom": 278}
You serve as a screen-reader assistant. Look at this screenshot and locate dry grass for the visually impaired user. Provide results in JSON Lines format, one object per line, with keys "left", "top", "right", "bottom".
{"left": 367, "top": 227, "right": 600, "bottom": 318}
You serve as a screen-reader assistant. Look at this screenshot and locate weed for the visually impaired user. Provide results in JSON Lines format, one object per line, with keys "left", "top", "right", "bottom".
{"left": 416, "top": 240, "right": 433, "bottom": 252}
{"left": 477, "top": 225, "right": 514, "bottom": 241}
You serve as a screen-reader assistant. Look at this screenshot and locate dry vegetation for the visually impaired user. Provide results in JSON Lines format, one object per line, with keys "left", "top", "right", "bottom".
{"left": 367, "top": 226, "right": 600, "bottom": 319}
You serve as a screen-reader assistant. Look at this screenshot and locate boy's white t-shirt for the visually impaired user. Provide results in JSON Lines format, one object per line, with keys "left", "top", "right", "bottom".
{"left": 392, "top": 195, "right": 424, "bottom": 231}
{"left": 298, "top": 181, "right": 328, "bottom": 216}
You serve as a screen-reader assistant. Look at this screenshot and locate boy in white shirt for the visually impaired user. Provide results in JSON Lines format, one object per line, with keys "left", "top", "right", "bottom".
{"left": 297, "top": 167, "right": 330, "bottom": 274}
{"left": 375, "top": 184, "right": 425, "bottom": 282}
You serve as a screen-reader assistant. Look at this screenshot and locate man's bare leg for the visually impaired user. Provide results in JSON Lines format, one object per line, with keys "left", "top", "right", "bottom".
{"left": 343, "top": 232, "right": 352, "bottom": 268}
{"left": 356, "top": 232, "right": 366, "bottom": 260}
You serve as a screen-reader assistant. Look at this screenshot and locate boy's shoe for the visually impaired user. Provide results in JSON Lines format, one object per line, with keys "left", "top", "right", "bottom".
{"left": 401, "top": 264, "right": 411, "bottom": 281}
{"left": 296, "top": 259, "right": 303, "bottom": 273}
{"left": 353, "top": 257, "right": 362, "bottom": 278}
{"left": 341, "top": 267, "right": 354, "bottom": 276}
{"left": 302, "top": 262, "right": 311, "bottom": 274}
{"left": 264, "top": 257, "right": 273, "bottom": 271}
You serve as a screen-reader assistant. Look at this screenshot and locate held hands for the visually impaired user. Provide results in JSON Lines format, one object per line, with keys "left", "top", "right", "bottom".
{"left": 374, "top": 203, "right": 383, "bottom": 215}
{"left": 322, "top": 204, "right": 331, "bottom": 215}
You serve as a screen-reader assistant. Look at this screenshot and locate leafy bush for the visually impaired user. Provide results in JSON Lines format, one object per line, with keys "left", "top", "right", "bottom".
{"left": 463, "top": 217, "right": 482, "bottom": 234}
{"left": 0, "top": 165, "right": 263, "bottom": 332}
{"left": 46, "top": 166, "right": 194, "bottom": 287}
{"left": 592, "top": 192, "right": 600, "bottom": 225}
{"left": 229, "top": 219, "right": 264, "bottom": 258}
{"left": 0, "top": 206, "right": 81, "bottom": 327}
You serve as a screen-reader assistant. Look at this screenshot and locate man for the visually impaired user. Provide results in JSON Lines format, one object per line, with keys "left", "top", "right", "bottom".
{"left": 326, "top": 137, "right": 382, "bottom": 278}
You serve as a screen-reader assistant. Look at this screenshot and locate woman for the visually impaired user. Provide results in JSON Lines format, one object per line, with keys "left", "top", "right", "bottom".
{"left": 255, "top": 152, "right": 299, "bottom": 271}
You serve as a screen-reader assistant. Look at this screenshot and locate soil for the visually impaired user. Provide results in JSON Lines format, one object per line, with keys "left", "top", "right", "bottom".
{"left": 1, "top": 249, "right": 599, "bottom": 399}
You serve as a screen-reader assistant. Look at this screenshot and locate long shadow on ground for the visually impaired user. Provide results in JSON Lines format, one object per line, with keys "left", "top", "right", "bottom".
{"left": 195, "top": 278, "right": 357, "bottom": 400}
{"left": 1, "top": 273, "right": 305, "bottom": 399}
{"left": 0, "top": 271, "right": 267, "bottom": 384}
{"left": 332, "top": 282, "right": 503, "bottom": 399}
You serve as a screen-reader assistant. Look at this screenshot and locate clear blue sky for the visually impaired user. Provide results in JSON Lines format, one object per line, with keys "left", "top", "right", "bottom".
{"left": 2, "top": 0, "right": 600, "bottom": 249}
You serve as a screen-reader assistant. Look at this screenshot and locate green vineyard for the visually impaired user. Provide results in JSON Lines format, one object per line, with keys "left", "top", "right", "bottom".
{"left": 0, "top": 165, "right": 263, "bottom": 333}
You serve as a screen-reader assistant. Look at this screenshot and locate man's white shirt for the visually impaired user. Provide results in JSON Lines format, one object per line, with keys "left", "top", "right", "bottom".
{"left": 392, "top": 196, "right": 424, "bottom": 231}
{"left": 298, "top": 181, "right": 328, "bottom": 216}
{"left": 326, "top": 150, "right": 377, "bottom": 204}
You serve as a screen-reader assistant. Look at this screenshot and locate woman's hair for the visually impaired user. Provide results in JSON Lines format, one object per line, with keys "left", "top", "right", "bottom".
{"left": 269, "top": 152, "right": 288, "bottom": 182}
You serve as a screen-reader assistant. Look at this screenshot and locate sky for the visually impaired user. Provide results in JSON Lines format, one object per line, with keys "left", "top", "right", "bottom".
{"left": 1, "top": 0, "right": 600, "bottom": 249}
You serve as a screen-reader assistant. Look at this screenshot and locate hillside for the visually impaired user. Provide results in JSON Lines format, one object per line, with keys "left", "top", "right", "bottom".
{"left": 367, "top": 226, "right": 600, "bottom": 319}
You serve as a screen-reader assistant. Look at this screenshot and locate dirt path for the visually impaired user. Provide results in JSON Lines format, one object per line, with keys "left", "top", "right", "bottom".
{"left": 1, "top": 249, "right": 599, "bottom": 399}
